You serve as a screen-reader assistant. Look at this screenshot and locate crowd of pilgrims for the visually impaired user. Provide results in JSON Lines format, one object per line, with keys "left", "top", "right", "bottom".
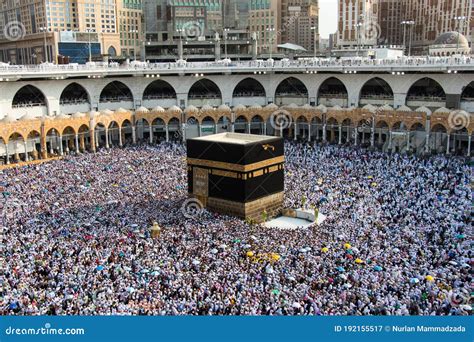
{"left": 1, "top": 141, "right": 471, "bottom": 316}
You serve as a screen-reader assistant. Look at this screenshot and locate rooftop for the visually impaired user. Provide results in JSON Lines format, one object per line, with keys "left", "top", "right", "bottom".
{"left": 190, "top": 132, "right": 277, "bottom": 145}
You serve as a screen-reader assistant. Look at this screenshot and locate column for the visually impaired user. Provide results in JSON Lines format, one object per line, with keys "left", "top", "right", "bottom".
{"left": 308, "top": 123, "right": 311, "bottom": 142}
{"left": 338, "top": 125, "right": 342, "bottom": 144}
{"left": 5, "top": 143, "right": 9, "bottom": 164}
{"left": 446, "top": 134, "right": 450, "bottom": 154}
{"left": 65, "top": 138, "right": 70, "bottom": 154}
{"left": 23, "top": 140, "right": 28, "bottom": 161}
{"left": 59, "top": 136, "right": 64, "bottom": 156}
{"left": 80, "top": 134, "right": 85, "bottom": 151}
{"left": 247, "top": 122, "right": 251, "bottom": 134}
{"left": 105, "top": 130, "right": 110, "bottom": 148}
{"left": 370, "top": 122, "right": 375, "bottom": 148}
{"left": 182, "top": 123, "right": 186, "bottom": 142}
{"left": 263, "top": 122, "right": 267, "bottom": 135}
{"left": 406, "top": 131, "right": 410, "bottom": 151}
{"left": 425, "top": 132, "right": 430, "bottom": 153}
{"left": 354, "top": 127, "right": 358, "bottom": 146}
{"left": 198, "top": 123, "right": 201, "bottom": 137}
{"left": 49, "top": 137, "right": 54, "bottom": 155}
{"left": 149, "top": 123, "right": 153, "bottom": 143}
{"left": 293, "top": 122, "right": 297, "bottom": 141}
{"left": 75, "top": 134, "right": 79, "bottom": 153}
{"left": 132, "top": 124, "right": 137, "bottom": 144}
{"left": 378, "top": 130, "right": 382, "bottom": 144}
{"left": 346, "top": 127, "right": 350, "bottom": 143}
{"left": 214, "top": 123, "right": 217, "bottom": 134}
{"left": 165, "top": 124, "right": 169, "bottom": 142}
{"left": 330, "top": 128, "right": 335, "bottom": 143}
{"left": 322, "top": 124, "right": 326, "bottom": 142}
{"left": 388, "top": 130, "right": 392, "bottom": 151}
{"left": 95, "top": 131, "right": 99, "bottom": 148}
{"left": 118, "top": 127, "right": 123, "bottom": 147}
{"left": 467, "top": 135, "right": 471, "bottom": 157}
{"left": 316, "top": 125, "right": 320, "bottom": 140}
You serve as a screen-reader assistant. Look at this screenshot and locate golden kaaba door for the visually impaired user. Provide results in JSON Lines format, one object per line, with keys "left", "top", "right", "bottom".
{"left": 193, "top": 167, "right": 209, "bottom": 198}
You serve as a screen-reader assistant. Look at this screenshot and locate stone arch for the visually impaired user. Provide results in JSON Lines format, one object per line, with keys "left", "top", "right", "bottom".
{"left": 59, "top": 82, "right": 91, "bottom": 113}
{"left": 143, "top": 80, "right": 177, "bottom": 108}
{"left": 275, "top": 77, "right": 308, "bottom": 106}
{"left": 359, "top": 77, "right": 394, "bottom": 106}
{"left": 233, "top": 78, "right": 266, "bottom": 106}
{"left": 99, "top": 81, "right": 134, "bottom": 110}
{"left": 406, "top": 77, "right": 446, "bottom": 108}
{"left": 317, "top": 77, "right": 348, "bottom": 107}
{"left": 188, "top": 78, "right": 222, "bottom": 107}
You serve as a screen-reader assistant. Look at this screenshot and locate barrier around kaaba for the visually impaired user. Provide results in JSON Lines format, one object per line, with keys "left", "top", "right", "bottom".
{"left": 187, "top": 133, "right": 284, "bottom": 222}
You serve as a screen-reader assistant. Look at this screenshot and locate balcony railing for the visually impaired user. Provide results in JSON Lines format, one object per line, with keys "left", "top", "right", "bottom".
{"left": 0, "top": 55, "right": 473, "bottom": 78}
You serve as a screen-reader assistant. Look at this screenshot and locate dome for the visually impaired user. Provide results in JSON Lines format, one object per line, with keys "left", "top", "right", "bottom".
{"left": 55, "top": 113, "right": 71, "bottom": 120}
{"left": 72, "top": 112, "right": 86, "bottom": 118}
{"left": 136, "top": 106, "right": 149, "bottom": 113}
{"left": 167, "top": 105, "right": 182, "bottom": 113}
{"left": 19, "top": 113, "right": 39, "bottom": 121}
{"left": 433, "top": 32, "right": 469, "bottom": 48}
{"left": 151, "top": 106, "right": 165, "bottom": 113}
{"left": 1, "top": 114, "right": 17, "bottom": 123}
{"left": 115, "top": 107, "right": 128, "bottom": 113}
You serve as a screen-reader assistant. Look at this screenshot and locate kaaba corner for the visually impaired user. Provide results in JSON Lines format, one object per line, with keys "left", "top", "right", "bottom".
{"left": 187, "top": 133, "right": 284, "bottom": 222}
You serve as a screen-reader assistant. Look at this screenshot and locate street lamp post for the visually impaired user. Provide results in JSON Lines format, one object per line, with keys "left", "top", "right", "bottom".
{"left": 401, "top": 20, "right": 415, "bottom": 56}
{"left": 454, "top": 16, "right": 467, "bottom": 54}
{"left": 86, "top": 29, "right": 94, "bottom": 63}
{"left": 39, "top": 26, "right": 48, "bottom": 62}
{"left": 223, "top": 28, "right": 230, "bottom": 59}
{"left": 266, "top": 27, "right": 275, "bottom": 60}
{"left": 354, "top": 22, "right": 363, "bottom": 57}
{"left": 311, "top": 26, "right": 317, "bottom": 58}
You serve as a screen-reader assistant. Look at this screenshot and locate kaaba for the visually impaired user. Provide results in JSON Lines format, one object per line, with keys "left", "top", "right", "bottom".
{"left": 187, "top": 133, "right": 284, "bottom": 222}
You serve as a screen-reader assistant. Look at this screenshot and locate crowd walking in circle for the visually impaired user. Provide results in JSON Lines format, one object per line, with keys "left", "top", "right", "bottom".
{"left": 1, "top": 141, "right": 471, "bottom": 315}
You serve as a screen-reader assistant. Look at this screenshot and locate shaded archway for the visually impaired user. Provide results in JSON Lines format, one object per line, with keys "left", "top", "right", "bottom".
{"left": 201, "top": 116, "right": 216, "bottom": 136}
{"left": 151, "top": 118, "right": 166, "bottom": 142}
{"left": 78, "top": 124, "right": 91, "bottom": 152}
{"left": 61, "top": 126, "right": 76, "bottom": 154}
{"left": 45, "top": 128, "right": 60, "bottom": 156}
{"left": 250, "top": 115, "right": 264, "bottom": 135}
{"left": 295, "top": 116, "right": 309, "bottom": 140}
{"left": 326, "top": 118, "right": 339, "bottom": 144}
{"left": 188, "top": 79, "right": 222, "bottom": 107}
{"left": 94, "top": 123, "right": 108, "bottom": 149}
{"left": 60, "top": 82, "right": 91, "bottom": 113}
{"left": 121, "top": 119, "right": 133, "bottom": 145}
{"left": 317, "top": 78, "right": 348, "bottom": 107}
{"left": 12, "top": 85, "right": 48, "bottom": 117}
{"left": 99, "top": 81, "right": 134, "bottom": 110}
{"left": 26, "top": 130, "right": 41, "bottom": 160}
{"left": 310, "top": 117, "right": 323, "bottom": 141}
{"left": 143, "top": 80, "right": 177, "bottom": 108}
{"left": 275, "top": 77, "right": 308, "bottom": 106}
{"left": 7, "top": 133, "right": 25, "bottom": 163}
{"left": 216, "top": 116, "right": 231, "bottom": 134}
{"left": 108, "top": 121, "right": 120, "bottom": 146}
{"left": 406, "top": 78, "right": 446, "bottom": 108}
{"left": 185, "top": 116, "right": 199, "bottom": 139}
{"left": 234, "top": 115, "right": 248, "bottom": 133}
{"left": 460, "top": 81, "right": 474, "bottom": 112}
{"left": 375, "top": 121, "right": 389, "bottom": 148}
{"left": 430, "top": 124, "right": 448, "bottom": 154}
{"left": 168, "top": 118, "right": 181, "bottom": 141}
{"left": 359, "top": 78, "right": 393, "bottom": 106}
{"left": 233, "top": 78, "right": 266, "bottom": 106}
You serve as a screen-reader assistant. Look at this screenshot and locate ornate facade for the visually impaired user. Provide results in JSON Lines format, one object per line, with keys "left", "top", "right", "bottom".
{"left": 1, "top": 103, "right": 472, "bottom": 166}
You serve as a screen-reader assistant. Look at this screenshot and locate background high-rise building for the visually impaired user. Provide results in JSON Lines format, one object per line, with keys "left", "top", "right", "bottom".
{"left": 248, "top": 0, "right": 282, "bottom": 54}
{"left": 337, "top": 0, "right": 379, "bottom": 49}
{"left": 281, "top": 0, "right": 319, "bottom": 53}
{"left": 0, "top": 0, "right": 144, "bottom": 64}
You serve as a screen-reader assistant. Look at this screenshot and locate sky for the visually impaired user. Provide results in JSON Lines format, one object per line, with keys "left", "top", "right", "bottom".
{"left": 318, "top": 0, "right": 338, "bottom": 39}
